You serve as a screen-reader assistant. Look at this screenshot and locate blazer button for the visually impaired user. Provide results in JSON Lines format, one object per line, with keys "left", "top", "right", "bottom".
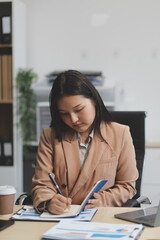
{"left": 62, "top": 184, "right": 67, "bottom": 189}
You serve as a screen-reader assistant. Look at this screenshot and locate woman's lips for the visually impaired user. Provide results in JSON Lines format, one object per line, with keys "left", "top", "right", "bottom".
{"left": 73, "top": 123, "right": 83, "bottom": 128}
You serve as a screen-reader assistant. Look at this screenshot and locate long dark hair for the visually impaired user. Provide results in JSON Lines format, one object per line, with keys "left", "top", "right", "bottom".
{"left": 49, "top": 70, "right": 112, "bottom": 141}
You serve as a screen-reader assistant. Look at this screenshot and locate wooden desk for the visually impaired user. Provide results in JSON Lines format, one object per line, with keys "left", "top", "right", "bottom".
{"left": 0, "top": 206, "right": 160, "bottom": 240}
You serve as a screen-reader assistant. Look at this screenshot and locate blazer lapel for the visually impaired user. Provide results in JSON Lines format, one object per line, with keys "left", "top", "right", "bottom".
{"left": 69, "top": 126, "right": 108, "bottom": 198}
{"left": 62, "top": 134, "right": 81, "bottom": 194}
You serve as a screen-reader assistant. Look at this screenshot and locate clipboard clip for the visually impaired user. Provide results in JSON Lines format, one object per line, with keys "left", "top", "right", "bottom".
{"left": 16, "top": 207, "right": 27, "bottom": 215}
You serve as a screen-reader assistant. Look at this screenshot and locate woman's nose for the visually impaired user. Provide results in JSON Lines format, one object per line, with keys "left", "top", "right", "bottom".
{"left": 70, "top": 113, "right": 78, "bottom": 123}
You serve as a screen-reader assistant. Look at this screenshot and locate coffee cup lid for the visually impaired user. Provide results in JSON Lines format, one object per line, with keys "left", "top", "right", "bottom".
{"left": 0, "top": 185, "right": 16, "bottom": 195}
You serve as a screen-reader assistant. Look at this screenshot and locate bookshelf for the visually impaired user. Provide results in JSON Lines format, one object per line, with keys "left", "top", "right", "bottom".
{"left": 0, "top": 0, "right": 27, "bottom": 198}
{"left": 0, "top": 1, "right": 13, "bottom": 166}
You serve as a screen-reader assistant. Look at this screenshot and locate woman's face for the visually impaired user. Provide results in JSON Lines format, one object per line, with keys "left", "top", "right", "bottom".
{"left": 57, "top": 95, "right": 96, "bottom": 134}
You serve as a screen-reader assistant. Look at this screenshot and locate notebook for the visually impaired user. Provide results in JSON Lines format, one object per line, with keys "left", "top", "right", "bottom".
{"left": 115, "top": 201, "right": 160, "bottom": 227}
{"left": 12, "top": 179, "right": 107, "bottom": 221}
{"left": 41, "top": 179, "right": 107, "bottom": 219}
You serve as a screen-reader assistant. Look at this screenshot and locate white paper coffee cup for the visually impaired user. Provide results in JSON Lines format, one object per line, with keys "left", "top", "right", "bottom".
{"left": 0, "top": 185, "right": 16, "bottom": 216}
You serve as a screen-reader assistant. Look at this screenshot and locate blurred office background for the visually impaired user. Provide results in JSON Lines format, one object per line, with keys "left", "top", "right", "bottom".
{"left": 0, "top": 0, "right": 160, "bottom": 205}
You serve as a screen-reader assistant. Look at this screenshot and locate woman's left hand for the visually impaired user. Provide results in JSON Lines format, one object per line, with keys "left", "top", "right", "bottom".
{"left": 84, "top": 193, "right": 103, "bottom": 209}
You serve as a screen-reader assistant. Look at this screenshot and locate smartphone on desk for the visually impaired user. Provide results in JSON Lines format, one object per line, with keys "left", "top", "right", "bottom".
{"left": 0, "top": 219, "right": 15, "bottom": 231}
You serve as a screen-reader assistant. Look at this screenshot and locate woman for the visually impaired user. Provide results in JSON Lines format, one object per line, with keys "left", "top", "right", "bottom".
{"left": 32, "top": 70, "right": 138, "bottom": 214}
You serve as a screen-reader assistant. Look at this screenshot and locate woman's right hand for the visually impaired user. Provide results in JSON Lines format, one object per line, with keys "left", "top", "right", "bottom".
{"left": 46, "top": 194, "right": 72, "bottom": 214}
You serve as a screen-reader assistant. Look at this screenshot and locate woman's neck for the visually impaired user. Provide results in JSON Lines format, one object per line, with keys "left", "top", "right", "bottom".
{"left": 80, "top": 133, "right": 89, "bottom": 144}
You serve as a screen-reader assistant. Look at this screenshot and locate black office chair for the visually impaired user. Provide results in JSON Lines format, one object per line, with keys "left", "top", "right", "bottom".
{"left": 109, "top": 111, "right": 150, "bottom": 207}
{"left": 16, "top": 111, "right": 150, "bottom": 207}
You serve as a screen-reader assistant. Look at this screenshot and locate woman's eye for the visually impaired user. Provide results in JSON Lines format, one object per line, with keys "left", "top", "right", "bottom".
{"left": 75, "top": 109, "right": 81, "bottom": 113}
{"left": 75, "top": 107, "right": 84, "bottom": 113}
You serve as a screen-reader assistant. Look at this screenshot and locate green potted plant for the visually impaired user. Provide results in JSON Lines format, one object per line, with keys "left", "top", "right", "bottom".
{"left": 16, "top": 68, "right": 38, "bottom": 142}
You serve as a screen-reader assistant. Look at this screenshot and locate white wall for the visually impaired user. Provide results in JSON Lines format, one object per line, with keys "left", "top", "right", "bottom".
{"left": 25, "top": 0, "right": 160, "bottom": 144}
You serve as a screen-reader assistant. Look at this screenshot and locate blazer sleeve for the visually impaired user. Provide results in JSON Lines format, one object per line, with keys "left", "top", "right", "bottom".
{"left": 31, "top": 128, "right": 57, "bottom": 210}
{"left": 99, "top": 125, "right": 139, "bottom": 206}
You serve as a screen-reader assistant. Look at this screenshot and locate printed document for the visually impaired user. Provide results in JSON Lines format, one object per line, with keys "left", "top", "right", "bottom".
{"left": 42, "top": 220, "right": 144, "bottom": 240}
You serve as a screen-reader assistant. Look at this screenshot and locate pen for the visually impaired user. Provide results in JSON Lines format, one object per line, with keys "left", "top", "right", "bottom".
{"left": 48, "top": 173, "right": 62, "bottom": 195}
{"left": 129, "top": 227, "right": 142, "bottom": 238}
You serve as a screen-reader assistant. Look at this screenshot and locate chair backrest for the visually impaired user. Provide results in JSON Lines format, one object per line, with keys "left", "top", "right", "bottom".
{"left": 109, "top": 111, "right": 146, "bottom": 199}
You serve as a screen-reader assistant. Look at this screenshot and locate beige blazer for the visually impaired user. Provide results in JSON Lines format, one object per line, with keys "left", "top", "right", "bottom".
{"left": 32, "top": 122, "right": 138, "bottom": 209}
